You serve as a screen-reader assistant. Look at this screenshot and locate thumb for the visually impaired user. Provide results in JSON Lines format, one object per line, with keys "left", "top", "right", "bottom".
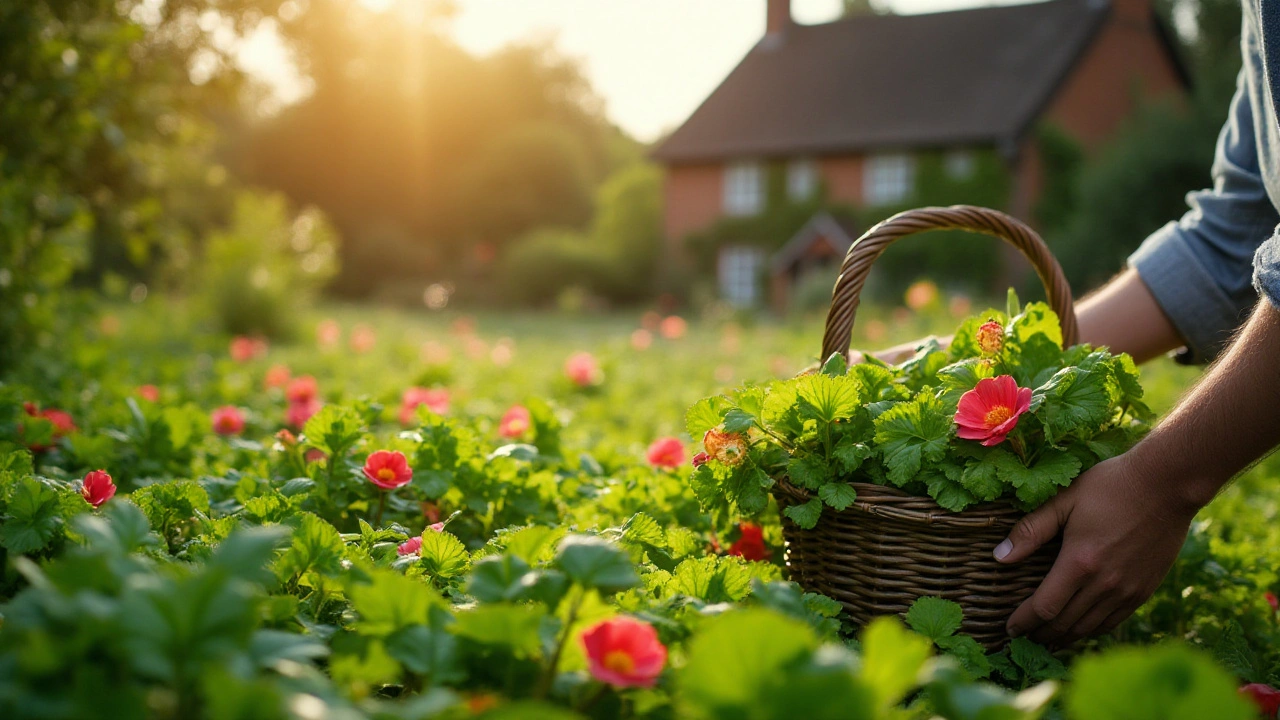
{"left": 994, "top": 491, "right": 1071, "bottom": 564}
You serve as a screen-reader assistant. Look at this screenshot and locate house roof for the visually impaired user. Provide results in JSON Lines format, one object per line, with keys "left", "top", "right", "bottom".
{"left": 654, "top": 0, "right": 1173, "bottom": 163}
{"left": 770, "top": 211, "right": 860, "bottom": 274}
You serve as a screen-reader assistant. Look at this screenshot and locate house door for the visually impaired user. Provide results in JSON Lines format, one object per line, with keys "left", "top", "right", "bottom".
{"left": 718, "top": 246, "right": 764, "bottom": 307}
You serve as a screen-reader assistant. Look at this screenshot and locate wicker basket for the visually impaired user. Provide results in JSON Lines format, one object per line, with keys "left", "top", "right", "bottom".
{"left": 777, "top": 205, "right": 1079, "bottom": 650}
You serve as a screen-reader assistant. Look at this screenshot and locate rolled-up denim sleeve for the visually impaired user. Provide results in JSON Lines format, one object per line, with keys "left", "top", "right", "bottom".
{"left": 1127, "top": 69, "right": 1280, "bottom": 362}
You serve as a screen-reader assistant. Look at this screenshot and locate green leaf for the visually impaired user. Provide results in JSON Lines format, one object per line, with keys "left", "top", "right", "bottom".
{"left": 922, "top": 470, "right": 978, "bottom": 512}
{"left": 1006, "top": 287, "right": 1021, "bottom": 320}
{"left": 850, "top": 363, "right": 909, "bottom": 402}
{"left": 1009, "top": 637, "right": 1067, "bottom": 681}
{"left": 686, "top": 396, "right": 729, "bottom": 439}
{"left": 796, "top": 373, "right": 862, "bottom": 424}
{"left": 467, "top": 554, "right": 534, "bottom": 603}
{"left": 1031, "top": 366, "right": 1115, "bottom": 444}
{"left": 937, "top": 358, "right": 995, "bottom": 408}
{"left": 996, "top": 450, "right": 1080, "bottom": 509}
{"left": 302, "top": 404, "right": 366, "bottom": 457}
{"left": 935, "top": 635, "right": 993, "bottom": 680}
{"left": 1, "top": 477, "right": 64, "bottom": 554}
{"left": 873, "top": 394, "right": 952, "bottom": 486}
{"left": 1113, "top": 353, "right": 1155, "bottom": 421}
{"left": 788, "top": 455, "right": 832, "bottom": 490}
{"left": 1066, "top": 644, "right": 1253, "bottom": 720}
{"left": 619, "top": 511, "right": 666, "bottom": 547}
{"left": 959, "top": 449, "right": 1011, "bottom": 502}
{"left": 450, "top": 604, "right": 546, "bottom": 657}
{"left": 680, "top": 609, "right": 821, "bottom": 715}
{"left": 722, "top": 408, "right": 756, "bottom": 433}
{"left": 668, "top": 556, "right": 754, "bottom": 602}
{"left": 385, "top": 620, "right": 464, "bottom": 683}
{"left": 820, "top": 352, "right": 848, "bottom": 377}
{"left": 905, "top": 596, "right": 964, "bottom": 641}
{"left": 1009, "top": 301, "right": 1063, "bottom": 349}
{"left": 275, "top": 512, "right": 346, "bottom": 581}
{"left": 1211, "top": 621, "right": 1259, "bottom": 683}
{"left": 350, "top": 569, "right": 442, "bottom": 636}
{"left": 417, "top": 530, "right": 470, "bottom": 579}
{"left": 783, "top": 497, "right": 823, "bottom": 529}
{"left": 818, "top": 483, "right": 857, "bottom": 511}
{"left": 554, "top": 535, "right": 639, "bottom": 592}
{"left": 860, "top": 616, "right": 932, "bottom": 712}
{"left": 833, "top": 439, "right": 872, "bottom": 474}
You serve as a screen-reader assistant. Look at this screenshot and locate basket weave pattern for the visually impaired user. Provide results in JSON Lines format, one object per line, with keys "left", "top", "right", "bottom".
{"left": 778, "top": 205, "right": 1078, "bottom": 650}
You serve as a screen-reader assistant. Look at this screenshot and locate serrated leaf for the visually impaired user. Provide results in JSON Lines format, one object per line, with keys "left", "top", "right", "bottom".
{"left": 555, "top": 535, "right": 639, "bottom": 592}
{"left": 833, "top": 439, "right": 872, "bottom": 474}
{"left": 1009, "top": 637, "right": 1067, "bottom": 681}
{"left": 921, "top": 470, "right": 978, "bottom": 512}
{"left": 450, "top": 604, "right": 546, "bottom": 657}
{"left": 935, "top": 635, "right": 993, "bottom": 679}
{"left": 1031, "top": 366, "right": 1114, "bottom": 444}
{"left": 787, "top": 455, "right": 831, "bottom": 490}
{"left": 722, "top": 408, "right": 756, "bottom": 433}
{"left": 687, "top": 397, "right": 729, "bottom": 439}
{"left": 782, "top": 497, "right": 823, "bottom": 529}
{"left": 668, "top": 556, "right": 754, "bottom": 602}
{"left": 958, "top": 449, "right": 1009, "bottom": 502}
{"left": 818, "top": 483, "right": 857, "bottom": 511}
{"left": 0, "top": 477, "right": 64, "bottom": 554}
{"left": 906, "top": 596, "right": 963, "bottom": 641}
{"left": 620, "top": 512, "right": 665, "bottom": 547}
{"left": 418, "top": 530, "right": 470, "bottom": 579}
{"left": 467, "top": 554, "right": 534, "bottom": 603}
{"left": 873, "top": 394, "right": 952, "bottom": 486}
{"left": 861, "top": 617, "right": 932, "bottom": 712}
{"left": 795, "top": 373, "right": 862, "bottom": 424}
{"left": 351, "top": 569, "right": 442, "bottom": 636}
{"left": 820, "top": 352, "right": 848, "bottom": 377}
{"left": 996, "top": 450, "right": 1080, "bottom": 509}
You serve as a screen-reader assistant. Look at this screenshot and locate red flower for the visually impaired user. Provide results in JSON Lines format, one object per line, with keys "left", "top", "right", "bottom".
{"left": 1267, "top": 592, "right": 1278, "bottom": 613}
{"left": 286, "top": 375, "right": 318, "bottom": 404}
{"left": 211, "top": 406, "right": 245, "bottom": 436}
{"left": 264, "top": 364, "right": 291, "bottom": 390}
{"left": 728, "top": 522, "right": 768, "bottom": 561}
{"left": 230, "top": 336, "right": 256, "bottom": 363}
{"left": 954, "top": 375, "right": 1032, "bottom": 447}
{"left": 499, "top": 405, "right": 531, "bottom": 439}
{"left": 22, "top": 403, "right": 77, "bottom": 452}
{"left": 703, "top": 428, "right": 747, "bottom": 466}
{"left": 580, "top": 617, "right": 667, "bottom": 688}
{"left": 646, "top": 437, "right": 686, "bottom": 469}
{"left": 398, "top": 536, "right": 422, "bottom": 556}
{"left": 975, "top": 320, "right": 1005, "bottom": 355}
{"left": 565, "top": 352, "right": 603, "bottom": 387}
{"left": 305, "top": 448, "right": 327, "bottom": 464}
{"left": 399, "top": 387, "right": 450, "bottom": 426}
{"left": 659, "top": 315, "right": 686, "bottom": 340}
{"left": 691, "top": 452, "right": 709, "bottom": 468}
{"left": 1241, "top": 684, "right": 1280, "bottom": 718}
{"left": 286, "top": 399, "right": 321, "bottom": 429}
{"left": 363, "top": 450, "right": 413, "bottom": 490}
{"left": 137, "top": 385, "right": 160, "bottom": 403}
{"left": 81, "top": 470, "right": 116, "bottom": 508}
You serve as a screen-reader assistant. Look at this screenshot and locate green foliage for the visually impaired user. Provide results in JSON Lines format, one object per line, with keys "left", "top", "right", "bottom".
{"left": 1066, "top": 645, "right": 1254, "bottom": 720}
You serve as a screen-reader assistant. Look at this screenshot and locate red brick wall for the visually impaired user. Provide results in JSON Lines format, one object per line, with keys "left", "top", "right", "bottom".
{"left": 662, "top": 163, "right": 723, "bottom": 257}
{"left": 819, "top": 155, "right": 865, "bottom": 206}
{"left": 1042, "top": 0, "right": 1185, "bottom": 153}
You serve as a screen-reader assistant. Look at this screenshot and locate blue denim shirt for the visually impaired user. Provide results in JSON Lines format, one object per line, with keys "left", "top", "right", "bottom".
{"left": 1127, "top": 0, "right": 1280, "bottom": 362}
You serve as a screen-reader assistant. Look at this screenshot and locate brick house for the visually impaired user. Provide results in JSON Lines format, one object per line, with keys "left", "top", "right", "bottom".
{"left": 652, "top": 0, "right": 1188, "bottom": 307}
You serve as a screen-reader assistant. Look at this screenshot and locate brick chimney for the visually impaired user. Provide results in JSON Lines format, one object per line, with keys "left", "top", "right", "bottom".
{"left": 766, "top": 0, "right": 792, "bottom": 36}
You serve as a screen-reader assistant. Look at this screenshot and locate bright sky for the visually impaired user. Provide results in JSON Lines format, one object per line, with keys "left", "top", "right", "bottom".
{"left": 238, "top": 0, "right": 1013, "bottom": 142}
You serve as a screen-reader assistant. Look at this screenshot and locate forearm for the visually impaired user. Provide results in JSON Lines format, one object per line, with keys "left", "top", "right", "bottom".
{"left": 1075, "top": 269, "right": 1185, "bottom": 364}
{"left": 1126, "top": 299, "right": 1280, "bottom": 511}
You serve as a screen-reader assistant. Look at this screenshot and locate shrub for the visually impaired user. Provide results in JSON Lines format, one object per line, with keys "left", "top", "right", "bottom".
{"left": 191, "top": 192, "right": 338, "bottom": 338}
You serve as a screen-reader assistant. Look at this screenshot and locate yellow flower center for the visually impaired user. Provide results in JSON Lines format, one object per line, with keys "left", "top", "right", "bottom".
{"left": 602, "top": 650, "right": 635, "bottom": 675}
{"left": 984, "top": 405, "right": 1014, "bottom": 427}
{"left": 377, "top": 468, "right": 397, "bottom": 482}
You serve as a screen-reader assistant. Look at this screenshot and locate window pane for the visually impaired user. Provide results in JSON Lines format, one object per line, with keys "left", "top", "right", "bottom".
{"left": 787, "top": 159, "right": 817, "bottom": 200}
{"left": 723, "top": 162, "right": 763, "bottom": 216}
{"left": 718, "top": 246, "right": 764, "bottom": 306}
{"left": 863, "top": 154, "right": 914, "bottom": 206}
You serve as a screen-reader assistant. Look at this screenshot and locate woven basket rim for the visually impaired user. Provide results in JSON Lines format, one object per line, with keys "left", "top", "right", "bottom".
{"left": 774, "top": 476, "right": 1027, "bottom": 529}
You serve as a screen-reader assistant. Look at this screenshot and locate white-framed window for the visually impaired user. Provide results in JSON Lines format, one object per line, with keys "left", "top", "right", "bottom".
{"left": 723, "top": 161, "right": 764, "bottom": 216}
{"left": 945, "top": 150, "right": 976, "bottom": 179}
{"left": 863, "top": 153, "right": 915, "bottom": 206}
{"left": 718, "top": 246, "right": 765, "bottom": 307}
{"left": 786, "top": 158, "right": 818, "bottom": 200}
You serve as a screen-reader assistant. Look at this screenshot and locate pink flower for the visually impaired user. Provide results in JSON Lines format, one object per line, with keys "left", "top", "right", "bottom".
{"left": 286, "top": 399, "right": 321, "bottom": 429}
{"left": 975, "top": 320, "right": 1005, "bottom": 355}
{"left": 230, "top": 336, "right": 257, "bottom": 363}
{"left": 659, "top": 315, "right": 686, "bottom": 340}
{"left": 137, "top": 385, "right": 160, "bottom": 403}
{"left": 363, "top": 450, "right": 413, "bottom": 490}
{"left": 499, "top": 405, "right": 532, "bottom": 439}
{"left": 580, "top": 617, "right": 667, "bottom": 688}
{"left": 286, "top": 376, "right": 318, "bottom": 404}
{"left": 81, "top": 470, "right": 116, "bottom": 508}
{"left": 350, "top": 324, "right": 376, "bottom": 354}
{"left": 565, "top": 352, "right": 603, "bottom": 387}
{"left": 398, "top": 536, "right": 422, "bottom": 556}
{"left": 1267, "top": 592, "right": 1278, "bottom": 613}
{"left": 954, "top": 375, "right": 1032, "bottom": 447}
{"left": 399, "top": 387, "right": 450, "bottom": 426}
{"left": 316, "top": 319, "right": 341, "bottom": 349}
{"left": 211, "top": 406, "right": 245, "bottom": 436}
{"left": 905, "top": 280, "right": 939, "bottom": 311}
{"left": 264, "top": 364, "right": 291, "bottom": 390}
{"left": 703, "top": 428, "right": 747, "bottom": 466}
{"left": 1240, "top": 684, "right": 1280, "bottom": 718}
{"left": 631, "top": 329, "right": 652, "bottom": 351}
{"left": 728, "top": 522, "right": 769, "bottom": 561}
{"left": 646, "top": 437, "right": 686, "bottom": 470}
{"left": 691, "top": 452, "right": 709, "bottom": 468}
{"left": 305, "top": 448, "right": 327, "bottom": 464}
{"left": 428, "top": 521, "right": 445, "bottom": 532}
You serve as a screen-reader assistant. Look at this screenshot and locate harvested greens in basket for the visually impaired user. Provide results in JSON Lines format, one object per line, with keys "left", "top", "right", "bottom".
{"left": 686, "top": 291, "right": 1154, "bottom": 528}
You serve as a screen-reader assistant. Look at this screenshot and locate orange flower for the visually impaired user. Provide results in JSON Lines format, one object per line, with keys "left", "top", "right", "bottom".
{"left": 904, "top": 280, "right": 939, "bottom": 311}
{"left": 646, "top": 437, "right": 686, "bottom": 470}
{"left": 211, "top": 406, "right": 245, "bottom": 436}
{"left": 703, "top": 428, "right": 747, "bottom": 466}
{"left": 975, "top": 320, "right": 1004, "bottom": 355}
{"left": 363, "top": 450, "right": 413, "bottom": 490}
{"left": 498, "top": 405, "right": 532, "bottom": 439}
{"left": 580, "top": 617, "right": 667, "bottom": 688}
{"left": 659, "top": 315, "right": 687, "bottom": 340}
{"left": 954, "top": 375, "right": 1032, "bottom": 447}
{"left": 81, "top": 470, "right": 116, "bottom": 508}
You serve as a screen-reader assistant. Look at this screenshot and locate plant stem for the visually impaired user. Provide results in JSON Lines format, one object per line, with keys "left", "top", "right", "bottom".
{"left": 536, "top": 588, "right": 584, "bottom": 700}
{"left": 373, "top": 490, "right": 388, "bottom": 528}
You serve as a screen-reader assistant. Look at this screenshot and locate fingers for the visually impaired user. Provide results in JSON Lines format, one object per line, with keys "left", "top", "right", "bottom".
{"left": 995, "top": 491, "right": 1071, "bottom": 564}
{"left": 1029, "top": 581, "right": 1108, "bottom": 645}
{"left": 1007, "top": 555, "right": 1087, "bottom": 638}
{"left": 1057, "top": 596, "right": 1126, "bottom": 646}
{"left": 1098, "top": 599, "right": 1144, "bottom": 636}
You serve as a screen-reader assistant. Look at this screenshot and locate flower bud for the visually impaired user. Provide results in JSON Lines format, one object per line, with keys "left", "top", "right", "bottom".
{"left": 975, "top": 320, "right": 1005, "bottom": 355}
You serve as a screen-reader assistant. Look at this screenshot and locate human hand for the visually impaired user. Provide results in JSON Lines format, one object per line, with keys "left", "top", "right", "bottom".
{"left": 848, "top": 335, "right": 952, "bottom": 366}
{"left": 994, "top": 453, "right": 1199, "bottom": 646}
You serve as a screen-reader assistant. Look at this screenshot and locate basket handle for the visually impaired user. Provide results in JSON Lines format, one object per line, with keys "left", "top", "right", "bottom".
{"left": 821, "top": 205, "right": 1079, "bottom": 361}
